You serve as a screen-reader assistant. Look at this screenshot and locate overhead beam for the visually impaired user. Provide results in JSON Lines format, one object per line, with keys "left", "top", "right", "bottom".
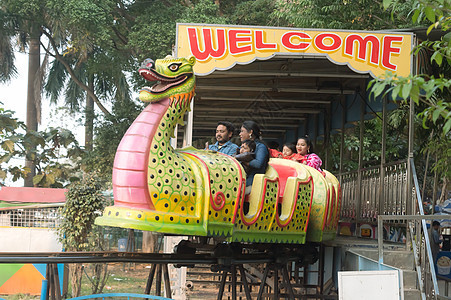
{"left": 203, "top": 71, "right": 369, "bottom": 79}
{"left": 194, "top": 114, "right": 307, "bottom": 121}
{"left": 193, "top": 121, "right": 299, "bottom": 128}
{"left": 197, "top": 96, "right": 331, "bottom": 104}
{"left": 193, "top": 126, "right": 289, "bottom": 132}
{"left": 193, "top": 107, "right": 321, "bottom": 114}
{"left": 196, "top": 85, "right": 357, "bottom": 95}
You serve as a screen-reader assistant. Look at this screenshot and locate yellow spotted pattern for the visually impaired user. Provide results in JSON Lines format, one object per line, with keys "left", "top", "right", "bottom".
{"left": 233, "top": 179, "right": 279, "bottom": 242}
{"left": 272, "top": 180, "right": 312, "bottom": 233}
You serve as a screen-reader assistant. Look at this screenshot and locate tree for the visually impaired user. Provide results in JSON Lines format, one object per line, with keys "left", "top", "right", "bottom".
{"left": 56, "top": 173, "right": 107, "bottom": 297}
{"left": 0, "top": 10, "right": 17, "bottom": 82}
{"left": 273, "top": 0, "right": 417, "bottom": 30}
{"left": 0, "top": 103, "right": 84, "bottom": 186}
{"left": 369, "top": 0, "right": 451, "bottom": 200}
{"left": 0, "top": 0, "right": 44, "bottom": 185}
{"left": 0, "top": 105, "right": 30, "bottom": 183}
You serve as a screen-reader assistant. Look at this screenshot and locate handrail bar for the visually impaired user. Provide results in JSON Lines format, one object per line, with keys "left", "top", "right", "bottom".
{"left": 411, "top": 156, "right": 441, "bottom": 300}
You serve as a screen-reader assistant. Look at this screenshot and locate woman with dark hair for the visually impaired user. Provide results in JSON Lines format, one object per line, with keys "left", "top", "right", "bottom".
{"left": 239, "top": 121, "right": 269, "bottom": 194}
{"left": 296, "top": 135, "right": 323, "bottom": 172}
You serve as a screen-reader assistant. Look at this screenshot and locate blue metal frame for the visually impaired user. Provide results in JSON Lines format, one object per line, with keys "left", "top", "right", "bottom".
{"left": 67, "top": 293, "right": 172, "bottom": 300}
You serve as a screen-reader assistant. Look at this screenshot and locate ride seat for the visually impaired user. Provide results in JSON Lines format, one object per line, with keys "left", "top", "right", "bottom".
{"left": 269, "top": 163, "right": 298, "bottom": 202}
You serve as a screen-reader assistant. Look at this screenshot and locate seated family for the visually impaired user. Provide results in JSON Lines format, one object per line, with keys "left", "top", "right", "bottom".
{"left": 207, "top": 120, "right": 323, "bottom": 194}
{"left": 268, "top": 137, "right": 323, "bottom": 172}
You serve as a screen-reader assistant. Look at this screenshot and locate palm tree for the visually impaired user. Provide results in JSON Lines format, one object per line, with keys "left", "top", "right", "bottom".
{"left": 24, "top": 24, "right": 40, "bottom": 186}
{"left": 0, "top": 10, "right": 17, "bottom": 83}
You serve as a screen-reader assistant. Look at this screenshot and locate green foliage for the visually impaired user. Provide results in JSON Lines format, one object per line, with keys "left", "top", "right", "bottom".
{"left": 369, "top": 71, "right": 451, "bottom": 133}
{"left": 23, "top": 127, "right": 84, "bottom": 187}
{"left": 423, "top": 131, "right": 451, "bottom": 180}
{"left": 0, "top": 104, "right": 29, "bottom": 182}
{"left": 0, "top": 103, "right": 84, "bottom": 186}
{"left": 177, "top": 0, "right": 227, "bottom": 24}
{"left": 370, "top": 0, "right": 451, "bottom": 134}
{"left": 57, "top": 173, "right": 109, "bottom": 297}
{"left": 368, "top": 0, "right": 451, "bottom": 191}
{"left": 57, "top": 173, "right": 106, "bottom": 251}
{"left": 228, "top": 0, "right": 279, "bottom": 26}
{"left": 274, "top": 0, "right": 416, "bottom": 30}
{"left": 327, "top": 111, "right": 409, "bottom": 172}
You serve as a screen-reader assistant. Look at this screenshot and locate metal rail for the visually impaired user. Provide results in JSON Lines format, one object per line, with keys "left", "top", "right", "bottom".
{"left": 66, "top": 293, "right": 171, "bottom": 300}
{"left": 0, "top": 251, "right": 277, "bottom": 265}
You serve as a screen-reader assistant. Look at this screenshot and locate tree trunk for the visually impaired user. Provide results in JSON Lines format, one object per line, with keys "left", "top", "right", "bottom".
{"left": 24, "top": 26, "right": 40, "bottom": 187}
{"left": 85, "top": 77, "right": 95, "bottom": 151}
{"left": 69, "top": 264, "right": 83, "bottom": 297}
{"left": 142, "top": 231, "right": 158, "bottom": 253}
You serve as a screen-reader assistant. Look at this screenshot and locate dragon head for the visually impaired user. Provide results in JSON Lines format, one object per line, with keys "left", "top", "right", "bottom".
{"left": 138, "top": 56, "right": 196, "bottom": 103}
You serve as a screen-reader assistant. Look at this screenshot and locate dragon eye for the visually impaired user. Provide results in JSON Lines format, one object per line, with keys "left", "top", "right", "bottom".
{"left": 168, "top": 63, "right": 180, "bottom": 72}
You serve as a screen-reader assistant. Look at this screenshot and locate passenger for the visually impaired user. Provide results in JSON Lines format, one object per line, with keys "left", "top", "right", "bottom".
{"left": 296, "top": 136, "right": 324, "bottom": 173}
{"left": 206, "top": 121, "right": 239, "bottom": 156}
{"left": 239, "top": 121, "right": 269, "bottom": 195}
{"left": 234, "top": 139, "right": 256, "bottom": 174}
{"left": 269, "top": 142, "right": 303, "bottom": 162}
{"left": 282, "top": 143, "right": 304, "bottom": 163}
{"left": 268, "top": 141, "right": 281, "bottom": 158}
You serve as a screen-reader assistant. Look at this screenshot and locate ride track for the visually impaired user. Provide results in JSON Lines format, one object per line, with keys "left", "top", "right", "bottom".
{"left": 0, "top": 242, "right": 320, "bottom": 300}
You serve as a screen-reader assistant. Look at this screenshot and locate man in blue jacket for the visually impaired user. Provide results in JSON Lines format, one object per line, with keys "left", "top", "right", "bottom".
{"left": 207, "top": 121, "right": 239, "bottom": 156}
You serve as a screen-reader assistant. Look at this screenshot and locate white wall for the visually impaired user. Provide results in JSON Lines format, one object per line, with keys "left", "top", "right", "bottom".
{"left": 0, "top": 227, "right": 62, "bottom": 252}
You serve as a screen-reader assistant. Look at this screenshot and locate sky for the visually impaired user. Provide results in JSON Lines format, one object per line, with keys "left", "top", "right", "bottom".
{"left": 0, "top": 52, "right": 85, "bottom": 138}
{"left": 0, "top": 51, "right": 85, "bottom": 186}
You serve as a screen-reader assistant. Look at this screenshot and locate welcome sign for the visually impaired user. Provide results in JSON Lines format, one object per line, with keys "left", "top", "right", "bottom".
{"left": 176, "top": 23, "right": 414, "bottom": 78}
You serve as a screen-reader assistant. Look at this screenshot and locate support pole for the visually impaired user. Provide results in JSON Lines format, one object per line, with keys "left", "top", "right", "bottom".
{"left": 339, "top": 96, "right": 346, "bottom": 177}
{"left": 324, "top": 103, "right": 331, "bottom": 170}
{"left": 145, "top": 264, "right": 157, "bottom": 294}
{"left": 231, "top": 266, "right": 237, "bottom": 300}
{"left": 407, "top": 94, "right": 414, "bottom": 215}
{"left": 217, "top": 269, "right": 228, "bottom": 300}
{"left": 258, "top": 263, "right": 271, "bottom": 300}
{"left": 318, "top": 244, "right": 325, "bottom": 296}
{"left": 238, "top": 264, "right": 252, "bottom": 300}
{"left": 45, "top": 264, "right": 50, "bottom": 300}
{"left": 281, "top": 264, "right": 295, "bottom": 300}
{"left": 162, "top": 264, "right": 172, "bottom": 298}
{"left": 273, "top": 266, "right": 278, "bottom": 300}
{"left": 356, "top": 93, "right": 365, "bottom": 222}
{"left": 380, "top": 96, "right": 387, "bottom": 218}
{"left": 52, "top": 264, "right": 62, "bottom": 300}
{"left": 156, "top": 263, "right": 162, "bottom": 296}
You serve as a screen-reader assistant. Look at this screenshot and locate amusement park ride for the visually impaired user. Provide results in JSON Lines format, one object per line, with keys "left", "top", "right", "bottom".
{"left": 95, "top": 55, "right": 341, "bottom": 246}
{"left": 92, "top": 55, "right": 341, "bottom": 298}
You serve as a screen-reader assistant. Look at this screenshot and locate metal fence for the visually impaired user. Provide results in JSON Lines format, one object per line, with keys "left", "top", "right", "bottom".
{"left": 340, "top": 160, "right": 409, "bottom": 222}
{"left": 0, "top": 205, "right": 62, "bottom": 228}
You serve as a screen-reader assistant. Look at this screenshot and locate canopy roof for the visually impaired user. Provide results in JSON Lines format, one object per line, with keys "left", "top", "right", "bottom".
{"left": 175, "top": 24, "right": 414, "bottom": 142}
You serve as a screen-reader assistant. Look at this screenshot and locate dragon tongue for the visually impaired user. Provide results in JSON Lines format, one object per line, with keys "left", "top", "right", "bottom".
{"left": 150, "top": 83, "right": 167, "bottom": 92}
